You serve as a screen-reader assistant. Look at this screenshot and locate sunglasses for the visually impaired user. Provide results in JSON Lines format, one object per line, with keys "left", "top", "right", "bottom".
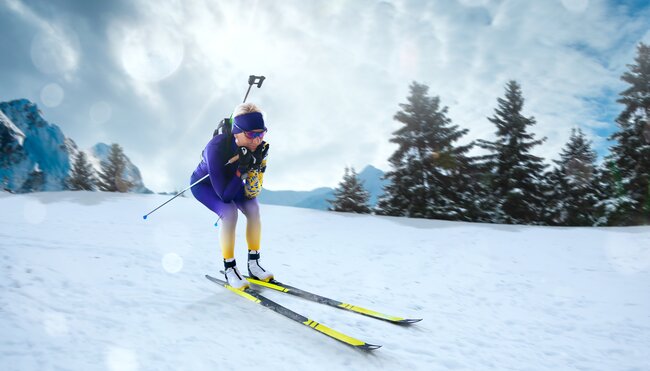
{"left": 235, "top": 123, "right": 267, "bottom": 139}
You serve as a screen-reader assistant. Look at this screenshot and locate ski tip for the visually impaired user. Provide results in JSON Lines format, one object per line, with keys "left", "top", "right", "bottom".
{"left": 358, "top": 343, "right": 382, "bottom": 351}
{"left": 205, "top": 274, "right": 221, "bottom": 282}
{"left": 396, "top": 318, "right": 423, "bottom": 325}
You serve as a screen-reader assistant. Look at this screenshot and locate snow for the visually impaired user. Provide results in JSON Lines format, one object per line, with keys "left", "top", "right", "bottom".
{"left": 1, "top": 191, "right": 649, "bottom": 370}
{"left": 0, "top": 110, "right": 26, "bottom": 146}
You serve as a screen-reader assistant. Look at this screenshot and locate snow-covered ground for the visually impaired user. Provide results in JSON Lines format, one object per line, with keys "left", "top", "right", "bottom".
{"left": 1, "top": 191, "right": 649, "bottom": 371}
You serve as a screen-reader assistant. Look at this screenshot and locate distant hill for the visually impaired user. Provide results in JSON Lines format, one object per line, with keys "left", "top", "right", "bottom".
{"left": 258, "top": 165, "right": 388, "bottom": 210}
{"left": 357, "top": 164, "right": 389, "bottom": 207}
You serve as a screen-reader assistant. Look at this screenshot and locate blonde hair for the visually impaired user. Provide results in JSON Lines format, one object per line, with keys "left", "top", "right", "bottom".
{"left": 233, "top": 102, "right": 262, "bottom": 118}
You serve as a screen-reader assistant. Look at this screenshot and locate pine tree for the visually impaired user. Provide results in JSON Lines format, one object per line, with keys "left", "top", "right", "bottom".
{"left": 97, "top": 143, "right": 133, "bottom": 193}
{"left": 19, "top": 167, "right": 45, "bottom": 193}
{"left": 376, "top": 81, "right": 483, "bottom": 220}
{"left": 477, "top": 80, "right": 548, "bottom": 225}
{"left": 547, "top": 128, "right": 601, "bottom": 226}
{"left": 328, "top": 166, "right": 371, "bottom": 213}
{"left": 601, "top": 42, "right": 650, "bottom": 225}
{"left": 66, "top": 151, "right": 97, "bottom": 191}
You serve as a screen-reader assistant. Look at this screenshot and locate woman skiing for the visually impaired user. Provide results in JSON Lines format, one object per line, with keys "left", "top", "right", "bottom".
{"left": 190, "top": 102, "right": 272, "bottom": 290}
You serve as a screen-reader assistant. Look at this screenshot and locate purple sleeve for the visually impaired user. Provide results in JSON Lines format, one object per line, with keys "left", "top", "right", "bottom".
{"left": 204, "top": 141, "right": 243, "bottom": 203}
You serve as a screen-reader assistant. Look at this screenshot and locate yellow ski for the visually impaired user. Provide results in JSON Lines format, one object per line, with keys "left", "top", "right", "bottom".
{"left": 206, "top": 274, "right": 381, "bottom": 350}
{"left": 222, "top": 272, "right": 422, "bottom": 324}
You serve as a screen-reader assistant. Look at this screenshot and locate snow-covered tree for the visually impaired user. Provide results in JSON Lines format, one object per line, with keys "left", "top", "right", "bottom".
{"left": 66, "top": 151, "right": 97, "bottom": 191}
{"left": 477, "top": 80, "right": 548, "bottom": 225}
{"left": 600, "top": 42, "right": 650, "bottom": 225}
{"left": 547, "top": 128, "right": 602, "bottom": 226}
{"left": 97, "top": 143, "right": 133, "bottom": 193}
{"left": 328, "top": 166, "right": 371, "bottom": 213}
{"left": 376, "top": 82, "right": 484, "bottom": 220}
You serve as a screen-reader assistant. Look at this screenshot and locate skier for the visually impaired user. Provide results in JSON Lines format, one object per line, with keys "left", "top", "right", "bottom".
{"left": 190, "top": 102, "right": 272, "bottom": 290}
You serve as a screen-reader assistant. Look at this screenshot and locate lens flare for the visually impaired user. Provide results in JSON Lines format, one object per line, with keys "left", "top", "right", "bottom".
{"left": 120, "top": 24, "right": 184, "bottom": 82}
{"left": 162, "top": 252, "right": 184, "bottom": 273}
{"left": 40, "top": 83, "right": 64, "bottom": 108}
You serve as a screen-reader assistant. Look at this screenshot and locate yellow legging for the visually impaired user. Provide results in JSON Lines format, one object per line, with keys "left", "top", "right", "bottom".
{"left": 190, "top": 172, "right": 264, "bottom": 260}
{"left": 218, "top": 198, "right": 261, "bottom": 260}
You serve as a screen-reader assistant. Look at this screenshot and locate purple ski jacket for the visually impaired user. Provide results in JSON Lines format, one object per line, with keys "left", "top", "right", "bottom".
{"left": 191, "top": 133, "right": 244, "bottom": 203}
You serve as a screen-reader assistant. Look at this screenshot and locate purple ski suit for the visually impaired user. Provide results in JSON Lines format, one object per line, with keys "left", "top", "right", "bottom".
{"left": 190, "top": 133, "right": 261, "bottom": 259}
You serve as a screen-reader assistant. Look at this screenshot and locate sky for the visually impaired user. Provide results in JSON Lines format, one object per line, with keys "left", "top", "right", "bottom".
{"left": 1, "top": 0, "right": 649, "bottom": 192}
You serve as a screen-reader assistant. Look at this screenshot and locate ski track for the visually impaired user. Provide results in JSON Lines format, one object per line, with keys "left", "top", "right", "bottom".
{"left": 1, "top": 191, "right": 649, "bottom": 371}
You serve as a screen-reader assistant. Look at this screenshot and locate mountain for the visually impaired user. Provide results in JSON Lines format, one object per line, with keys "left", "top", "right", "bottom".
{"left": 0, "top": 99, "right": 150, "bottom": 193}
{"left": 87, "top": 143, "right": 151, "bottom": 194}
{"left": 0, "top": 99, "right": 73, "bottom": 191}
{"left": 259, "top": 165, "right": 388, "bottom": 210}
{"left": 357, "top": 165, "right": 389, "bottom": 207}
{"left": 259, "top": 187, "right": 335, "bottom": 210}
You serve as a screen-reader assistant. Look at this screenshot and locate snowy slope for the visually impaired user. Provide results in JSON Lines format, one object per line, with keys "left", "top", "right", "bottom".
{"left": 0, "top": 191, "right": 649, "bottom": 371}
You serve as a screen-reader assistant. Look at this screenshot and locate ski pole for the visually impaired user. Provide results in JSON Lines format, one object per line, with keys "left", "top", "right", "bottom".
{"left": 142, "top": 174, "right": 208, "bottom": 220}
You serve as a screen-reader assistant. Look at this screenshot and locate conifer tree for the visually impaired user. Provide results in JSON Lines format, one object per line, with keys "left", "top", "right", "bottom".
{"left": 477, "top": 80, "right": 548, "bottom": 225}
{"left": 66, "top": 151, "right": 97, "bottom": 191}
{"left": 97, "top": 143, "right": 133, "bottom": 193}
{"left": 547, "top": 128, "right": 601, "bottom": 226}
{"left": 601, "top": 42, "right": 650, "bottom": 225}
{"left": 328, "top": 166, "right": 371, "bottom": 213}
{"left": 376, "top": 82, "right": 483, "bottom": 220}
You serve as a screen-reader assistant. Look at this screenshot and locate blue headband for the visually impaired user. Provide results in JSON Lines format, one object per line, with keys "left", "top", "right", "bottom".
{"left": 232, "top": 112, "right": 266, "bottom": 133}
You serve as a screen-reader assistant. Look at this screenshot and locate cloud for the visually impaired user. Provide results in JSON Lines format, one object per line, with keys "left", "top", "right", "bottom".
{"left": 4, "top": 0, "right": 81, "bottom": 78}
{"left": 1, "top": 0, "right": 649, "bottom": 192}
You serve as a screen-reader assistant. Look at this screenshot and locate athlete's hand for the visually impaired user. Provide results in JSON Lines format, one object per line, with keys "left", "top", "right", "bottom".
{"left": 236, "top": 146, "right": 255, "bottom": 179}
{"left": 252, "top": 142, "right": 269, "bottom": 171}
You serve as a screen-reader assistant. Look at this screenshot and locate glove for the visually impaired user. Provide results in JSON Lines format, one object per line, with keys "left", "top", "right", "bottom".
{"left": 252, "top": 142, "right": 269, "bottom": 172}
{"left": 244, "top": 142, "right": 269, "bottom": 198}
{"left": 236, "top": 146, "right": 255, "bottom": 179}
{"left": 245, "top": 170, "right": 264, "bottom": 199}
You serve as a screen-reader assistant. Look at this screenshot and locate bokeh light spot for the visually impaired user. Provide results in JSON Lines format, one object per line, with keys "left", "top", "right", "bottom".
{"left": 40, "top": 83, "right": 64, "bottom": 108}
{"left": 106, "top": 347, "right": 139, "bottom": 371}
{"left": 162, "top": 252, "right": 183, "bottom": 273}
{"left": 120, "top": 25, "right": 184, "bottom": 82}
